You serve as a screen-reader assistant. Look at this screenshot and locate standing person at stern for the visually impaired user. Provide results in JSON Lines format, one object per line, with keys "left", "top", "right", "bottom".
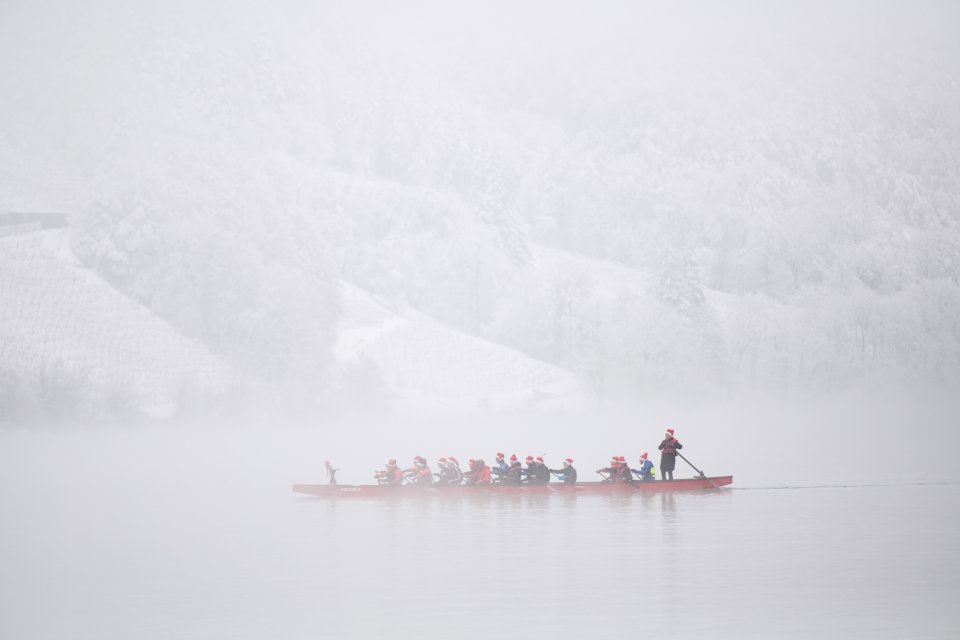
{"left": 658, "top": 429, "right": 683, "bottom": 480}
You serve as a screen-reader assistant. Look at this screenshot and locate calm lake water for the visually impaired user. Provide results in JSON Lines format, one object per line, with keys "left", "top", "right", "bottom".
{"left": 2, "top": 424, "right": 958, "bottom": 640}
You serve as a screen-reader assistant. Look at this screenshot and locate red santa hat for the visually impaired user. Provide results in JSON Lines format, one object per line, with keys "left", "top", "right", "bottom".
{"left": 387, "top": 459, "right": 397, "bottom": 466}
{"left": 510, "top": 454, "right": 518, "bottom": 462}
{"left": 639, "top": 452, "right": 648, "bottom": 461}
{"left": 666, "top": 428, "right": 675, "bottom": 436}
{"left": 448, "top": 456, "right": 459, "bottom": 465}
{"left": 536, "top": 456, "right": 544, "bottom": 463}
{"left": 564, "top": 458, "right": 574, "bottom": 465}
{"left": 496, "top": 452, "right": 505, "bottom": 458}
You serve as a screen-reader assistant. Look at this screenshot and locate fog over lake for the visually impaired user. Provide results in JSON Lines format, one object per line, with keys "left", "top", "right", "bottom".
{"left": 2, "top": 1, "right": 959, "bottom": 638}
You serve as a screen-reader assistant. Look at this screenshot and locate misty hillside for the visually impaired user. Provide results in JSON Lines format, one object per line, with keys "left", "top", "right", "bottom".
{"left": 0, "top": 227, "right": 588, "bottom": 418}
{"left": 0, "top": 229, "right": 232, "bottom": 420}
{"left": 2, "top": 1, "right": 959, "bottom": 418}
{"left": 335, "top": 283, "right": 583, "bottom": 410}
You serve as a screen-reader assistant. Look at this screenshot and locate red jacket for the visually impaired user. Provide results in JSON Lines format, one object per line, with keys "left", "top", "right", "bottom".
{"left": 406, "top": 466, "right": 433, "bottom": 484}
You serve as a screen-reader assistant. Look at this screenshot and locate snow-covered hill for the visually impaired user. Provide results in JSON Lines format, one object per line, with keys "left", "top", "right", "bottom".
{"left": 1, "top": 229, "right": 586, "bottom": 416}
{"left": 335, "top": 283, "right": 584, "bottom": 411}
{"left": 0, "top": 229, "right": 232, "bottom": 418}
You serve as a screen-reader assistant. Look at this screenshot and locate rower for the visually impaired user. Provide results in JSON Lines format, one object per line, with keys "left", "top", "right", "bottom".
{"left": 521, "top": 455, "right": 549, "bottom": 484}
{"left": 449, "top": 456, "right": 463, "bottom": 481}
{"left": 520, "top": 455, "right": 545, "bottom": 484}
{"left": 463, "top": 459, "right": 478, "bottom": 484}
{"left": 632, "top": 452, "right": 656, "bottom": 482}
{"left": 374, "top": 459, "right": 404, "bottom": 486}
{"left": 474, "top": 459, "right": 491, "bottom": 484}
{"left": 596, "top": 455, "right": 620, "bottom": 482}
{"left": 504, "top": 454, "right": 523, "bottom": 485}
{"left": 533, "top": 456, "right": 550, "bottom": 483}
{"left": 444, "top": 456, "right": 464, "bottom": 484}
{"left": 521, "top": 455, "right": 537, "bottom": 483}
{"left": 491, "top": 452, "right": 509, "bottom": 481}
{"left": 404, "top": 456, "right": 434, "bottom": 485}
{"left": 549, "top": 458, "right": 577, "bottom": 483}
{"left": 597, "top": 456, "right": 632, "bottom": 483}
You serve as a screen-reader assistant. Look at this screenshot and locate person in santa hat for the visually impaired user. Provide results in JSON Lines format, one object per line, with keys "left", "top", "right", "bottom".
{"left": 404, "top": 456, "right": 434, "bottom": 485}
{"left": 491, "top": 452, "right": 509, "bottom": 482}
{"left": 632, "top": 452, "right": 657, "bottom": 482}
{"left": 374, "top": 459, "right": 404, "bottom": 486}
{"left": 504, "top": 454, "right": 523, "bottom": 485}
{"left": 548, "top": 457, "right": 578, "bottom": 484}
{"left": 473, "top": 459, "right": 491, "bottom": 485}
{"left": 521, "top": 455, "right": 539, "bottom": 484}
{"left": 534, "top": 455, "right": 551, "bottom": 483}
{"left": 435, "top": 457, "right": 450, "bottom": 482}
{"left": 435, "top": 457, "right": 462, "bottom": 484}
{"left": 657, "top": 428, "right": 683, "bottom": 480}
{"left": 597, "top": 455, "right": 631, "bottom": 483}
{"left": 445, "top": 456, "right": 463, "bottom": 484}
{"left": 523, "top": 455, "right": 550, "bottom": 484}
{"left": 596, "top": 455, "right": 618, "bottom": 481}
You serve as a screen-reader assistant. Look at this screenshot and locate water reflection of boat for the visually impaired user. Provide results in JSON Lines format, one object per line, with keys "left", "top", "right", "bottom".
{"left": 293, "top": 476, "right": 732, "bottom": 497}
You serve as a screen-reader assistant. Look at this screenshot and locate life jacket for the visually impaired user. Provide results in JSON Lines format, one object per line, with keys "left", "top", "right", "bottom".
{"left": 476, "top": 467, "right": 491, "bottom": 484}
{"left": 638, "top": 459, "right": 656, "bottom": 480}
{"left": 661, "top": 438, "right": 678, "bottom": 455}
{"left": 411, "top": 466, "right": 433, "bottom": 484}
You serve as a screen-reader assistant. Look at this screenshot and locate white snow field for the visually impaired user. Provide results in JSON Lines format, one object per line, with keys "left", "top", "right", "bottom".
{"left": 2, "top": 228, "right": 586, "bottom": 414}
{"left": 335, "top": 282, "right": 584, "bottom": 410}
{"left": 0, "top": 229, "right": 232, "bottom": 416}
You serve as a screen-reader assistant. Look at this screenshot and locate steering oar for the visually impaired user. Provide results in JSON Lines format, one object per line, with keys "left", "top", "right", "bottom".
{"left": 675, "top": 452, "right": 722, "bottom": 489}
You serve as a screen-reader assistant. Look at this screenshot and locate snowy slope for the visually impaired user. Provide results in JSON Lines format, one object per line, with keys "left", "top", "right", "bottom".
{"left": 0, "top": 229, "right": 233, "bottom": 416}
{"left": 532, "top": 243, "right": 649, "bottom": 298}
{"left": 336, "top": 283, "right": 584, "bottom": 410}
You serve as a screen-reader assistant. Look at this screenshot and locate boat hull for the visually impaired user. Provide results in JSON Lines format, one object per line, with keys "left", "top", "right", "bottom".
{"left": 293, "top": 476, "right": 732, "bottom": 497}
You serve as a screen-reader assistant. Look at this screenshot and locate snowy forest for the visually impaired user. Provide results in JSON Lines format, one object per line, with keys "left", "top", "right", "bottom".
{"left": 2, "top": 0, "right": 959, "bottom": 421}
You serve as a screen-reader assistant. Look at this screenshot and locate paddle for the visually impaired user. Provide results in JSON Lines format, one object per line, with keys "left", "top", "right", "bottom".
{"left": 675, "top": 451, "right": 722, "bottom": 489}
{"left": 675, "top": 452, "right": 705, "bottom": 477}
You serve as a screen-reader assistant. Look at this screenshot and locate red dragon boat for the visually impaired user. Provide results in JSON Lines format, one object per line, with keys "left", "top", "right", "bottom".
{"left": 293, "top": 476, "right": 732, "bottom": 497}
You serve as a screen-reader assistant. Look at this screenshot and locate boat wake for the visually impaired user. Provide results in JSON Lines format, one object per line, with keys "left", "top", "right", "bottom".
{"left": 732, "top": 480, "right": 960, "bottom": 492}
